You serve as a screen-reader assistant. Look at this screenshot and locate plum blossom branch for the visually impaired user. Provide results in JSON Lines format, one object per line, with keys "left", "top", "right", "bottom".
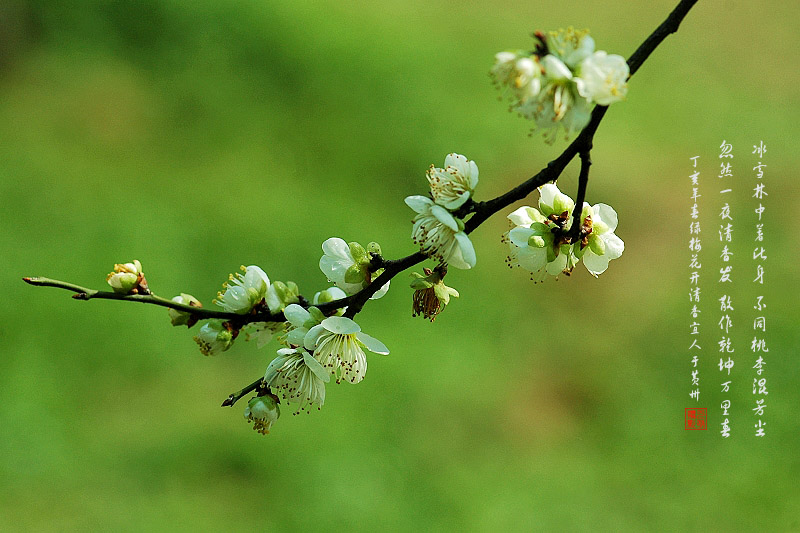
{"left": 22, "top": 276, "right": 286, "bottom": 322}
{"left": 23, "top": 0, "right": 700, "bottom": 415}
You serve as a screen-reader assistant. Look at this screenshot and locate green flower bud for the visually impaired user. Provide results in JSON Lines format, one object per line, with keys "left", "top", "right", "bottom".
{"left": 552, "top": 193, "right": 574, "bottom": 216}
{"left": 348, "top": 241, "right": 368, "bottom": 264}
{"left": 245, "top": 393, "right": 280, "bottom": 435}
{"left": 528, "top": 235, "right": 546, "bottom": 248}
{"left": 107, "top": 272, "right": 138, "bottom": 294}
{"left": 367, "top": 242, "right": 382, "bottom": 255}
{"left": 168, "top": 293, "right": 202, "bottom": 327}
{"left": 193, "top": 320, "right": 235, "bottom": 356}
{"left": 588, "top": 234, "right": 606, "bottom": 256}
{"left": 344, "top": 263, "right": 366, "bottom": 284}
{"left": 266, "top": 280, "right": 300, "bottom": 313}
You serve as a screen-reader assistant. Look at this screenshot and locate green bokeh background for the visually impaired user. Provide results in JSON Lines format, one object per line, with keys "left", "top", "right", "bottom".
{"left": 2, "top": 1, "right": 798, "bottom": 530}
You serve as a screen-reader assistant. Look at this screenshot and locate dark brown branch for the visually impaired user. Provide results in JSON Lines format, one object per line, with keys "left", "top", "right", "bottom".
{"left": 627, "top": 0, "right": 699, "bottom": 77}
{"left": 567, "top": 149, "right": 592, "bottom": 243}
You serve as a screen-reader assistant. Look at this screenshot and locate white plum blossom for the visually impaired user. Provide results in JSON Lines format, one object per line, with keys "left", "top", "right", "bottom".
{"left": 544, "top": 27, "right": 595, "bottom": 70}
{"left": 504, "top": 207, "right": 574, "bottom": 280}
{"left": 492, "top": 27, "right": 628, "bottom": 143}
{"left": 508, "top": 223, "right": 574, "bottom": 280}
{"left": 244, "top": 394, "right": 280, "bottom": 435}
{"left": 313, "top": 286, "right": 347, "bottom": 305}
{"left": 193, "top": 320, "right": 234, "bottom": 356}
{"left": 106, "top": 259, "right": 148, "bottom": 294}
{"left": 517, "top": 54, "right": 591, "bottom": 143}
{"left": 502, "top": 184, "right": 585, "bottom": 279}
{"left": 214, "top": 265, "right": 270, "bottom": 314}
{"left": 575, "top": 202, "right": 625, "bottom": 276}
{"left": 167, "top": 293, "right": 201, "bottom": 326}
{"left": 405, "top": 195, "right": 476, "bottom": 269}
{"left": 319, "top": 238, "right": 390, "bottom": 299}
{"left": 426, "top": 153, "right": 480, "bottom": 210}
{"left": 304, "top": 316, "right": 389, "bottom": 384}
{"left": 576, "top": 51, "right": 629, "bottom": 105}
{"left": 538, "top": 183, "right": 576, "bottom": 221}
{"left": 264, "top": 347, "right": 329, "bottom": 414}
{"left": 282, "top": 303, "right": 324, "bottom": 347}
{"left": 491, "top": 52, "right": 542, "bottom": 102}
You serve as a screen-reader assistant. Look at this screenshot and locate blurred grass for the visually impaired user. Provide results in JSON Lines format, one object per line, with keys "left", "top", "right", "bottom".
{"left": 1, "top": 0, "right": 799, "bottom": 530}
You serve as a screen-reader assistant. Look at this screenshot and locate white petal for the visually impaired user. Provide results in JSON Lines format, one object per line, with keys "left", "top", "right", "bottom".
{"left": 356, "top": 332, "right": 389, "bottom": 355}
{"left": 303, "top": 351, "right": 331, "bottom": 383}
{"left": 430, "top": 204, "right": 459, "bottom": 232}
{"left": 444, "top": 153, "right": 469, "bottom": 176}
{"left": 507, "top": 206, "right": 535, "bottom": 227}
{"left": 451, "top": 232, "right": 476, "bottom": 269}
{"left": 517, "top": 247, "right": 548, "bottom": 272}
{"left": 602, "top": 233, "right": 625, "bottom": 259}
{"left": 283, "top": 304, "right": 310, "bottom": 327}
{"left": 326, "top": 287, "right": 347, "bottom": 300}
{"left": 287, "top": 327, "right": 307, "bottom": 346}
{"left": 265, "top": 285, "right": 282, "bottom": 313}
{"left": 321, "top": 316, "right": 361, "bottom": 334}
{"left": 542, "top": 55, "right": 572, "bottom": 80}
{"left": 244, "top": 266, "right": 270, "bottom": 291}
{"left": 467, "top": 160, "right": 479, "bottom": 189}
{"left": 321, "top": 237, "right": 352, "bottom": 260}
{"left": 442, "top": 191, "right": 471, "bottom": 210}
{"left": 582, "top": 250, "right": 610, "bottom": 276}
{"left": 546, "top": 253, "right": 568, "bottom": 275}
{"left": 304, "top": 324, "right": 325, "bottom": 350}
{"left": 594, "top": 203, "right": 618, "bottom": 233}
{"left": 369, "top": 280, "right": 391, "bottom": 300}
{"left": 509, "top": 227, "right": 536, "bottom": 248}
{"left": 319, "top": 255, "right": 350, "bottom": 284}
{"left": 405, "top": 195, "right": 434, "bottom": 214}
{"left": 565, "top": 35, "right": 595, "bottom": 67}
{"left": 538, "top": 183, "right": 561, "bottom": 210}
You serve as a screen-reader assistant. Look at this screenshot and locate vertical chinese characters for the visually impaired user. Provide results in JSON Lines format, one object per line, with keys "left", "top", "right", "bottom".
{"left": 751, "top": 141, "right": 768, "bottom": 437}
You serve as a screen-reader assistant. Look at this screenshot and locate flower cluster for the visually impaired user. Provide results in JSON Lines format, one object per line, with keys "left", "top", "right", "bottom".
{"left": 503, "top": 183, "right": 623, "bottom": 279}
{"left": 111, "top": 27, "right": 631, "bottom": 438}
{"left": 406, "top": 153, "right": 478, "bottom": 270}
{"left": 492, "top": 27, "right": 629, "bottom": 143}
{"left": 256, "top": 305, "right": 389, "bottom": 421}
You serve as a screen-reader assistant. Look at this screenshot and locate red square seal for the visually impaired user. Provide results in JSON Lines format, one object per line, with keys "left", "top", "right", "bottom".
{"left": 685, "top": 408, "right": 707, "bottom": 430}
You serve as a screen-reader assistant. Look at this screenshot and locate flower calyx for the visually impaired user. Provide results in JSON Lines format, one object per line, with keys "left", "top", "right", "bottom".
{"left": 410, "top": 266, "right": 459, "bottom": 322}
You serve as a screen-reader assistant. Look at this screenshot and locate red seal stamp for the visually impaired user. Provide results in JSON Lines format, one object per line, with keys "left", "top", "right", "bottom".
{"left": 685, "top": 408, "right": 707, "bottom": 430}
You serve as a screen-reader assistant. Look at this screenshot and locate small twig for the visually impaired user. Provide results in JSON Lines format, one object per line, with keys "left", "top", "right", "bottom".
{"left": 22, "top": 277, "right": 284, "bottom": 322}
{"left": 221, "top": 377, "right": 265, "bottom": 407}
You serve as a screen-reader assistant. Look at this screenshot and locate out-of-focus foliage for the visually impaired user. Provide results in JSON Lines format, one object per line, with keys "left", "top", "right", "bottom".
{"left": 1, "top": 0, "right": 798, "bottom": 530}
